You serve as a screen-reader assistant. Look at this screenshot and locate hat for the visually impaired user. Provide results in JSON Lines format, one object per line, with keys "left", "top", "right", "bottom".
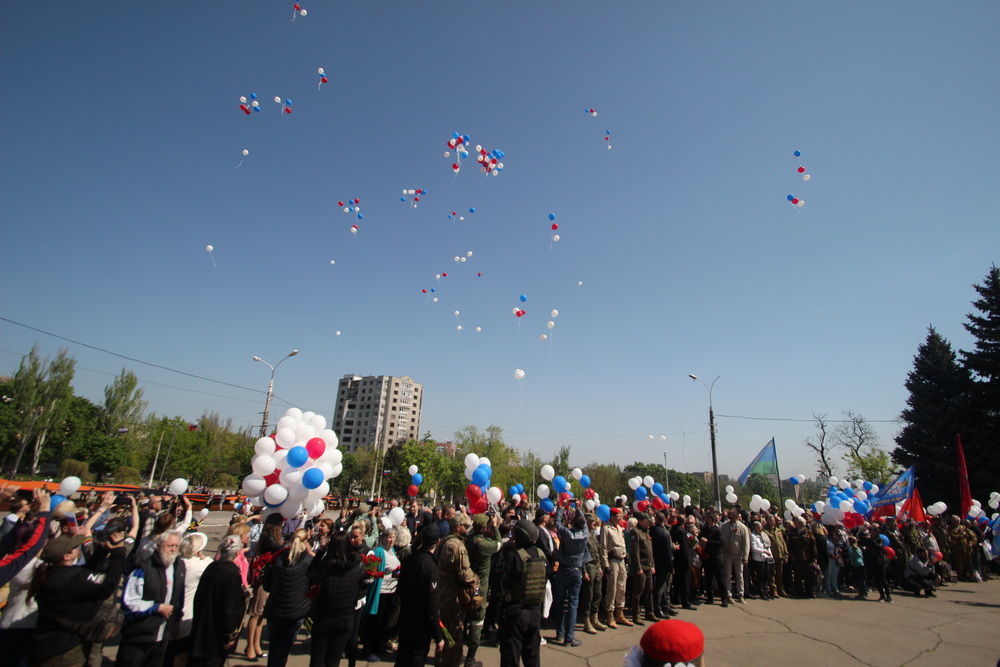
{"left": 634, "top": 511, "right": 651, "bottom": 522}
{"left": 472, "top": 514, "right": 490, "bottom": 529}
{"left": 513, "top": 519, "right": 539, "bottom": 547}
{"left": 610, "top": 507, "right": 622, "bottom": 515}
{"left": 183, "top": 531, "right": 209, "bottom": 554}
{"left": 419, "top": 523, "right": 441, "bottom": 547}
{"left": 139, "top": 498, "right": 150, "bottom": 507}
{"left": 41, "top": 534, "right": 87, "bottom": 563}
{"left": 639, "top": 619, "right": 704, "bottom": 665}
{"left": 358, "top": 502, "right": 371, "bottom": 514}
{"left": 452, "top": 512, "right": 472, "bottom": 528}
{"left": 99, "top": 518, "right": 130, "bottom": 539}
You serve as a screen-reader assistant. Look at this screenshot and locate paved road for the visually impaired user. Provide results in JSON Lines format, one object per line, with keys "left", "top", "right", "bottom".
{"left": 120, "top": 512, "right": 1000, "bottom": 667}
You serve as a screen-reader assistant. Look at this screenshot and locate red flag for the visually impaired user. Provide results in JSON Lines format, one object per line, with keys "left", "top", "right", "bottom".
{"left": 957, "top": 434, "right": 973, "bottom": 518}
{"left": 898, "top": 487, "right": 926, "bottom": 524}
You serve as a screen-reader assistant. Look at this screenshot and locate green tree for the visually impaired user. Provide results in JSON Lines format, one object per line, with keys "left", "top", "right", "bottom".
{"left": 99, "top": 369, "right": 149, "bottom": 469}
{"left": 959, "top": 264, "right": 1000, "bottom": 497}
{"left": 893, "top": 327, "right": 972, "bottom": 508}
{"left": 844, "top": 448, "right": 894, "bottom": 486}
{"left": 113, "top": 466, "right": 143, "bottom": 485}
{"left": 9, "top": 346, "right": 77, "bottom": 475}
{"left": 740, "top": 473, "right": 778, "bottom": 505}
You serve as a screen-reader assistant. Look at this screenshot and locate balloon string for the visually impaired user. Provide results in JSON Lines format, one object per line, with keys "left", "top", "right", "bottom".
{"left": 235, "top": 160, "right": 243, "bottom": 168}
{"left": 519, "top": 380, "right": 524, "bottom": 410}
{"left": 209, "top": 253, "right": 216, "bottom": 268}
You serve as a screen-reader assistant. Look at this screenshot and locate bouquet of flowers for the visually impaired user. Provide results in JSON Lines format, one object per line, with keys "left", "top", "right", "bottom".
{"left": 362, "top": 553, "right": 383, "bottom": 578}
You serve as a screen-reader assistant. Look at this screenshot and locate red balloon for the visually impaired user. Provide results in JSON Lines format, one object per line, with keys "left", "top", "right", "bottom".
{"left": 933, "top": 550, "right": 943, "bottom": 563}
{"left": 466, "top": 484, "right": 483, "bottom": 501}
{"left": 338, "top": 201, "right": 345, "bottom": 207}
{"left": 422, "top": 289, "right": 427, "bottom": 293}
{"left": 306, "top": 437, "right": 326, "bottom": 459}
{"left": 884, "top": 546, "right": 896, "bottom": 560}
{"left": 791, "top": 198, "right": 799, "bottom": 204}
{"left": 551, "top": 223, "right": 558, "bottom": 230}
{"left": 244, "top": 109, "right": 251, "bottom": 115}
{"left": 471, "top": 497, "right": 488, "bottom": 514}
{"left": 797, "top": 167, "right": 805, "bottom": 173}
{"left": 294, "top": 4, "right": 301, "bottom": 9}
{"left": 407, "top": 484, "right": 419, "bottom": 497}
{"left": 452, "top": 163, "right": 460, "bottom": 169}
{"left": 353, "top": 199, "right": 360, "bottom": 204}
{"left": 584, "top": 488, "right": 595, "bottom": 500}
{"left": 442, "top": 272, "right": 448, "bottom": 277}
{"left": 263, "top": 471, "right": 280, "bottom": 487}
{"left": 321, "top": 77, "right": 328, "bottom": 83}
{"left": 414, "top": 197, "right": 420, "bottom": 202}
{"left": 284, "top": 107, "right": 292, "bottom": 114}
{"left": 240, "top": 104, "right": 248, "bottom": 111}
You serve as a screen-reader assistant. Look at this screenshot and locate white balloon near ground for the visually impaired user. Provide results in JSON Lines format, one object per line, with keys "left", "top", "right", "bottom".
{"left": 389, "top": 507, "right": 406, "bottom": 526}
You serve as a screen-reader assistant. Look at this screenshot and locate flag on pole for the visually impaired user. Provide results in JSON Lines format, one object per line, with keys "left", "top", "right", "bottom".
{"left": 957, "top": 434, "right": 973, "bottom": 518}
{"left": 897, "top": 487, "right": 926, "bottom": 524}
{"left": 738, "top": 438, "right": 778, "bottom": 486}
{"left": 871, "top": 467, "right": 915, "bottom": 508}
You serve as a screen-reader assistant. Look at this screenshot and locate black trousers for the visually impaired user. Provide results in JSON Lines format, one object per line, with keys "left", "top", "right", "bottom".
{"left": 653, "top": 567, "right": 672, "bottom": 613}
{"left": 498, "top": 605, "right": 541, "bottom": 667}
{"left": 311, "top": 614, "right": 356, "bottom": 667}
{"left": 703, "top": 559, "right": 726, "bottom": 603}
{"left": 393, "top": 624, "right": 433, "bottom": 667}
{"left": 672, "top": 563, "right": 693, "bottom": 608}
{"left": 116, "top": 639, "right": 168, "bottom": 667}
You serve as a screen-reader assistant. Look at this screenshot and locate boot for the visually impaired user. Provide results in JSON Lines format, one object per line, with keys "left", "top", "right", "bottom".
{"left": 632, "top": 614, "right": 645, "bottom": 626}
{"left": 464, "top": 649, "right": 483, "bottom": 667}
{"left": 616, "top": 609, "right": 634, "bottom": 627}
{"left": 591, "top": 614, "right": 606, "bottom": 631}
{"left": 583, "top": 616, "right": 597, "bottom": 635}
{"left": 605, "top": 611, "right": 617, "bottom": 629}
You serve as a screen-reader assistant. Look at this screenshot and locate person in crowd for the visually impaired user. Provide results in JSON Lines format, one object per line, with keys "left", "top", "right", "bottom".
{"left": 438, "top": 505, "right": 456, "bottom": 538}
{"left": 579, "top": 513, "right": 606, "bottom": 634}
{"left": 763, "top": 514, "right": 788, "bottom": 598}
{"left": 669, "top": 513, "right": 696, "bottom": 612}
{"left": 627, "top": 512, "right": 656, "bottom": 625}
{"left": 859, "top": 528, "right": 892, "bottom": 603}
{"left": 246, "top": 513, "right": 285, "bottom": 661}
{"left": 748, "top": 520, "right": 773, "bottom": 600}
{"left": 311, "top": 518, "right": 335, "bottom": 553}
{"left": 948, "top": 515, "right": 976, "bottom": 582}
{"left": 137, "top": 496, "right": 164, "bottom": 542}
{"left": 118, "top": 532, "right": 186, "bottom": 667}
{"left": 0, "top": 488, "right": 51, "bottom": 588}
{"left": 549, "top": 505, "right": 590, "bottom": 646}
{"left": 812, "top": 524, "right": 830, "bottom": 598}
{"left": 190, "top": 536, "right": 249, "bottom": 667}
{"left": 263, "top": 529, "right": 315, "bottom": 667}
{"left": 220, "top": 521, "right": 252, "bottom": 586}
{"left": 699, "top": 512, "right": 726, "bottom": 607}
{"left": 334, "top": 504, "right": 363, "bottom": 534}
{"left": 719, "top": 508, "right": 750, "bottom": 605}
{"left": 394, "top": 524, "right": 444, "bottom": 667}
{"left": 362, "top": 529, "right": 402, "bottom": 663}
{"left": 464, "top": 513, "right": 502, "bottom": 666}
{"left": 28, "top": 530, "right": 127, "bottom": 667}
{"left": 168, "top": 532, "right": 212, "bottom": 667}
{"left": 494, "top": 519, "right": 546, "bottom": 667}
{"left": 599, "top": 507, "right": 629, "bottom": 628}
{"left": 308, "top": 531, "right": 369, "bottom": 667}
{"left": 624, "top": 619, "right": 705, "bottom": 667}
{"left": 786, "top": 518, "right": 817, "bottom": 598}
{"left": 437, "top": 512, "right": 478, "bottom": 667}
{"left": 846, "top": 535, "right": 867, "bottom": 599}
{"left": 1, "top": 498, "right": 30, "bottom": 541}
{"left": 904, "top": 547, "right": 938, "bottom": 597}
{"left": 649, "top": 510, "right": 676, "bottom": 619}
{"left": 0, "top": 521, "right": 46, "bottom": 667}
{"left": 826, "top": 525, "right": 847, "bottom": 598}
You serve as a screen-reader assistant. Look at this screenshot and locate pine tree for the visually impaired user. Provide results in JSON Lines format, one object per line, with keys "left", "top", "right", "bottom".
{"left": 892, "top": 327, "right": 972, "bottom": 509}
{"left": 959, "top": 264, "right": 1000, "bottom": 498}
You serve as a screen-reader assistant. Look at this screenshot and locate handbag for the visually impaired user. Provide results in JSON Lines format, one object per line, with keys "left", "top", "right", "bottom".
{"left": 458, "top": 581, "right": 483, "bottom": 611}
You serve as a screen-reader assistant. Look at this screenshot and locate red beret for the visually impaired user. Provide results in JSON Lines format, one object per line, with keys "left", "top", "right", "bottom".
{"left": 640, "top": 620, "right": 704, "bottom": 665}
{"left": 610, "top": 507, "right": 622, "bottom": 514}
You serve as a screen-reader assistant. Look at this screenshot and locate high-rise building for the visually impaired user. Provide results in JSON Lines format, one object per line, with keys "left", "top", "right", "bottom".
{"left": 332, "top": 374, "right": 423, "bottom": 453}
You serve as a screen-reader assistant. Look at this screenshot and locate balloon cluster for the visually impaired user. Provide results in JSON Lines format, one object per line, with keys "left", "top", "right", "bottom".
{"left": 585, "top": 107, "right": 598, "bottom": 117}
{"left": 628, "top": 475, "right": 673, "bottom": 512}
{"left": 475, "top": 145, "right": 505, "bottom": 176}
{"left": 507, "top": 482, "right": 526, "bottom": 505}
{"left": 452, "top": 251, "right": 473, "bottom": 264}
{"left": 605, "top": 130, "right": 612, "bottom": 149}
{"left": 786, "top": 193, "right": 805, "bottom": 209}
{"left": 406, "top": 464, "right": 423, "bottom": 497}
{"left": 292, "top": 3, "right": 307, "bottom": 19}
{"left": 793, "top": 150, "right": 811, "bottom": 181}
{"left": 317, "top": 67, "right": 327, "bottom": 90}
{"left": 462, "top": 453, "right": 502, "bottom": 514}
{"left": 239, "top": 93, "right": 261, "bottom": 115}
{"left": 548, "top": 213, "right": 560, "bottom": 245}
{"left": 400, "top": 189, "right": 426, "bottom": 208}
{"left": 445, "top": 132, "right": 471, "bottom": 173}
{"left": 926, "top": 501, "right": 948, "bottom": 516}
{"left": 447, "top": 207, "right": 475, "bottom": 221}
{"left": 274, "top": 96, "right": 293, "bottom": 114}
{"left": 747, "top": 492, "right": 771, "bottom": 513}
{"left": 809, "top": 476, "right": 880, "bottom": 527}
{"left": 989, "top": 491, "right": 1000, "bottom": 511}
{"left": 339, "top": 198, "right": 362, "bottom": 234}
{"left": 242, "top": 407, "right": 342, "bottom": 520}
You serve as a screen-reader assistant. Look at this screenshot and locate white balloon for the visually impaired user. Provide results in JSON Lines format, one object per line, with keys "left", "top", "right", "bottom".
{"left": 511, "top": 494, "right": 521, "bottom": 504}
{"left": 539, "top": 334, "right": 548, "bottom": 341}
{"left": 318, "top": 67, "right": 325, "bottom": 75}
{"left": 329, "top": 463, "right": 343, "bottom": 479}
{"left": 486, "top": 487, "right": 503, "bottom": 504}
{"left": 537, "top": 484, "right": 550, "bottom": 499}
{"left": 310, "top": 414, "right": 327, "bottom": 432}
{"left": 465, "top": 453, "right": 480, "bottom": 469}
{"left": 514, "top": 369, "right": 525, "bottom": 380}
{"left": 572, "top": 468, "right": 583, "bottom": 481}
{"left": 255, "top": 437, "right": 276, "bottom": 456}
{"left": 628, "top": 478, "right": 641, "bottom": 491}
{"left": 263, "top": 485, "right": 288, "bottom": 506}
{"left": 287, "top": 484, "right": 309, "bottom": 503}
{"left": 274, "top": 96, "right": 282, "bottom": 104}
{"left": 243, "top": 474, "right": 267, "bottom": 497}
{"left": 277, "top": 416, "right": 298, "bottom": 432}
{"left": 252, "top": 455, "right": 276, "bottom": 476}
{"left": 408, "top": 465, "right": 419, "bottom": 476}
{"left": 272, "top": 449, "right": 288, "bottom": 470}
{"left": 828, "top": 476, "right": 839, "bottom": 486}
{"left": 550, "top": 310, "right": 559, "bottom": 318}
{"left": 725, "top": 485, "right": 734, "bottom": 494}
{"left": 389, "top": 507, "right": 406, "bottom": 526}
{"left": 760, "top": 499, "right": 771, "bottom": 511}
{"left": 726, "top": 493, "right": 738, "bottom": 504}
{"left": 276, "top": 428, "right": 296, "bottom": 448}
{"left": 552, "top": 235, "right": 559, "bottom": 242}
{"left": 205, "top": 245, "right": 213, "bottom": 253}
{"left": 585, "top": 500, "right": 595, "bottom": 510}
{"left": 682, "top": 495, "right": 691, "bottom": 506}
{"left": 59, "top": 476, "right": 82, "bottom": 497}
{"left": 320, "top": 429, "right": 339, "bottom": 448}
{"left": 547, "top": 321, "right": 555, "bottom": 329}
{"left": 239, "top": 96, "right": 247, "bottom": 104}
{"left": 479, "top": 457, "right": 491, "bottom": 468}
{"left": 280, "top": 501, "right": 304, "bottom": 519}
{"left": 328, "top": 448, "right": 343, "bottom": 466}
{"left": 540, "top": 465, "right": 555, "bottom": 481}
{"left": 280, "top": 468, "right": 302, "bottom": 486}
{"left": 200, "top": 508, "right": 210, "bottom": 519}
{"left": 784, "top": 499, "right": 796, "bottom": 510}
{"left": 643, "top": 476, "right": 654, "bottom": 489}
{"left": 856, "top": 492, "right": 868, "bottom": 501}
{"left": 299, "top": 9, "right": 307, "bottom": 15}
{"left": 295, "top": 424, "right": 317, "bottom": 443}
{"left": 242, "top": 149, "right": 249, "bottom": 157}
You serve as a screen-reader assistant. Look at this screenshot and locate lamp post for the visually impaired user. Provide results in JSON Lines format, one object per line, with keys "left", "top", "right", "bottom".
{"left": 253, "top": 350, "right": 298, "bottom": 438}
{"left": 688, "top": 374, "right": 721, "bottom": 511}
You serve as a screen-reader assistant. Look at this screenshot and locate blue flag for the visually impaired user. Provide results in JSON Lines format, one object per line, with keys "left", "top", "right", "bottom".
{"left": 871, "top": 467, "right": 915, "bottom": 508}
{"left": 738, "top": 438, "right": 778, "bottom": 486}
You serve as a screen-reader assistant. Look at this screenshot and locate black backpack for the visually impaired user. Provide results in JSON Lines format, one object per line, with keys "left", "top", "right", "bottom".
{"left": 507, "top": 547, "right": 547, "bottom": 606}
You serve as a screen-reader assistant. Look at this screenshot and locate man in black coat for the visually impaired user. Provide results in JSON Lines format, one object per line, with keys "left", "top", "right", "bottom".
{"left": 670, "top": 515, "right": 697, "bottom": 611}
{"left": 395, "top": 524, "right": 444, "bottom": 667}
{"left": 190, "top": 535, "right": 249, "bottom": 667}
{"left": 118, "top": 531, "right": 187, "bottom": 667}
{"left": 650, "top": 510, "right": 678, "bottom": 617}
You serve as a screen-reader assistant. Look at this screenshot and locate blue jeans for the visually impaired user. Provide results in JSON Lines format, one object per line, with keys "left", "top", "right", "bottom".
{"left": 550, "top": 566, "right": 583, "bottom": 641}
{"left": 825, "top": 561, "right": 840, "bottom": 594}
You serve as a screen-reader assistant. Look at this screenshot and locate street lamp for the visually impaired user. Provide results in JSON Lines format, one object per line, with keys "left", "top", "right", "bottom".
{"left": 253, "top": 350, "right": 299, "bottom": 437}
{"left": 688, "top": 374, "right": 721, "bottom": 511}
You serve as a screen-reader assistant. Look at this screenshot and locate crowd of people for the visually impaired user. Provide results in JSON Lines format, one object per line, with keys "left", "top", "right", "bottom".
{"left": 0, "top": 483, "right": 996, "bottom": 667}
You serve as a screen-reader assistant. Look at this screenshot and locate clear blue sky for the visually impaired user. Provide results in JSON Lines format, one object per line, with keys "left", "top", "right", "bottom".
{"left": 2, "top": 2, "right": 998, "bottom": 483}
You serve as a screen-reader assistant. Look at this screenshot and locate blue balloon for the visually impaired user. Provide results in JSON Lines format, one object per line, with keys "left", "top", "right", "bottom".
{"left": 842, "top": 486, "right": 855, "bottom": 497}
{"left": 652, "top": 483, "right": 663, "bottom": 496}
{"left": 635, "top": 486, "right": 647, "bottom": 501}
{"left": 519, "top": 294, "right": 527, "bottom": 302}
{"left": 552, "top": 475, "right": 567, "bottom": 493}
{"left": 302, "top": 467, "right": 325, "bottom": 489}
{"left": 879, "top": 534, "right": 889, "bottom": 547}
{"left": 540, "top": 498, "right": 554, "bottom": 513}
{"left": 286, "top": 446, "right": 309, "bottom": 468}
{"left": 790, "top": 476, "right": 800, "bottom": 485}
{"left": 659, "top": 493, "right": 670, "bottom": 505}
{"left": 253, "top": 106, "right": 261, "bottom": 112}
{"left": 462, "top": 135, "right": 470, "bottom": 143}
{"left": 516, "top": 484, "right": 524, "bottom": 494}
{"left": 596, "top": 504, "right": 611, "bottom": 523}
{"left": 430, "top": 288, "right": 436, "bottom": 292}
{"left": 471, "top": 467, "right": 489, "bottom": 488}
{"left": 453, "top": 132, "right": 460, "bottom": 139}
{"left": 579, "top": 475, "right": 591, "bottom": 489}
{"left": 50, "top": 494, "right": 67, "bottom": 507}
{"left": 548, "top": 213, "right": 556, "bottom": 221}
{"left": 412, "top": 473, "right": 423, "bottom": 486}
{"left": 469, "top": 207, "right": 475, "bottom": 213}
{"left": 401, "top": 197, "right": 406, "bottom": 202}
{"left": 853, "top": 500, "right": 867, "bottom": 514}
{"left": 787, "top": 194, "right": 795, "bottom": 202}
{"left": 794, "top": 150, "right": 801, "bottom": 157}
{"left": 285, "top": 99, "right": 292, "bottom": 106}
{"left": 509, "top": 485, "right": 518, "bottom": 496}
{"left": 250, "top": 93, "right": 257, "bottom": 99}
{"left": 357, "top": 213, "right": 363, "bottom": 220}
{"left": 863, "top": 481, "right": 873, "bottom": 491}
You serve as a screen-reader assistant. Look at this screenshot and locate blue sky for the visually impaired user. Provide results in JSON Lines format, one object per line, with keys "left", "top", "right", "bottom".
{"left": 2, "top": 2, "right": 998, "bottom": 483}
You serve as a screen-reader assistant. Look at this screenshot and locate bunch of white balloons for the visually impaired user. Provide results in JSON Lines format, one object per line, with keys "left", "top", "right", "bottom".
{"left": 242, "top": 407, "right": 342, "bottom": 520}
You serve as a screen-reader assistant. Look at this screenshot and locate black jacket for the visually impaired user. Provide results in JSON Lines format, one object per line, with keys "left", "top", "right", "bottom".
{"left": 650, "top": 524, "right": 673, "bottom": 571}
{"left": 263, "top": 551, "right": 314, "bottom": 620}
{"left": 190, "top": 560, "right": 247, "bottom": 660}
{"left": 397, "top": 548, "right": 443, "bottom": 641}
{"left": 121, "top": 549, "right": 187, "bottom": 643}
{"left": 308, "top": 551, "right": 367, "bottom": 619}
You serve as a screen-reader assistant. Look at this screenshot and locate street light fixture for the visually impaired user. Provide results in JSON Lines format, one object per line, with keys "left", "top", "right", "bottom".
{"left": 254, "top": 350, "right": 299, "bottom": 437}
{"left": 688, "top": 373, "right": 721, "bottom": 511}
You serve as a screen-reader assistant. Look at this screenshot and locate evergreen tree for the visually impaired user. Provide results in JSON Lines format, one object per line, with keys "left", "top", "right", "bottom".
{"left": 959, "top": 264, "right": 1000, "bottom": 497}
{"left": 892, "top": 327, "right": 972, "bottom": 508}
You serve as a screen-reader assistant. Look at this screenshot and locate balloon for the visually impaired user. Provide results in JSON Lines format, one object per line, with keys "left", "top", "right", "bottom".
{"left": 828, "top": 476, "right": 839, "bottom": 486}
{"left": 306, "top": 437, "right": 326, "bottom": 460}
{"left": 255, "top": 437, "right": 276, "bottom": 457}
{"left": 276, "top": 428, "right": 296, "bottom": 448}
{"left": 540, "top": 465, "right": 555, "bottom": 481}
{"left": 726, "top": 493, "right": 738, "bottom": 504}
{"left": 853, "top": 500, "right": 868, "bottom": 514}
{"left": 411, "top": 473, "right": 423, "bottom": 486}
{"left": 635, "top": 486, "right": 648, "bottom": 501}
{"left": 59, "top": 476, "right": 82, "bottom": 497}
{"left": 264, "top": 485, "right": 288, "bottom": 506}
{"left": 486, "top": 487, "right": 503, "bottom": 504}
{"left": 205, "top": 244, "right": 214, "bottom": 253}
{"left": 884, "top": 546, "right": 896, "bottom": 560}
{"left": 168, "top": 478, "right": 188, "bottom": 496}
{"left": 520, "top": 294, "right": 527, "bottom": 302}
{"left": 597, "top": 504, "right": 611, "bottom": 523}
{"left": 514, "top": 369, "right": 525, "bottom": 380}
{"left": 572, "top": 468, "right": 583, "bottom": 481}
{"left": 790, "top": 476, "right": 800, "bottom": 485}
{"left": 388, "top": 507, "right": 406, "bottom": 527}
{"left": 243, "top": 474, "right": 267, "bottom": 497}
{"left": 628, "top": 478, "right": 641, "bottom": 491}
{"left": 552, "top": 476, "right": 567, "bottom": 494}
{"left": 725, "top": 485, "right": 734, "bottom": 494}
{"left": 579, "top": 475, "right": 591, "bottom": 488}
{"left": 286, "top": 446, "right": 309, "bottom": 468}
{"left": 548, "top": 213, "right": 556, "bottom": 221}
{"left": 465, "top": 484, "right": 483, "bottom": 501}
{"left": 540, "top": 498, "right": 554, "bottom": 513}
{"left": 643, "top": 476, "right": 654, "bottom": 489}
{"left": 652, "top": 483, "right": 664, "bottom": 496}
{"left": 301, "top": 467, "right": 325, "bottom": 490}
{"left": 200, "top": 508, "right": 210, "bottom": 519}
{"left": 761, "top": 499, "right": 771, "bottom": 511}
{"left": 407, "top": 484, "right": 419, "bottom": 497}
{"left": 464, "top": 453, "right": 480, "bottom": 469}
{"left": 471, "top": 466, "right": 489, "bottom": 488}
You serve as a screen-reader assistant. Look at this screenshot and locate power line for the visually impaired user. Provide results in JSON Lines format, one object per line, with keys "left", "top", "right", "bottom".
{"left": 716, "top": 413, "right": 898, "bottom": 424}
{"left": 0, "top": 316, "right": 263, "bottom": 395}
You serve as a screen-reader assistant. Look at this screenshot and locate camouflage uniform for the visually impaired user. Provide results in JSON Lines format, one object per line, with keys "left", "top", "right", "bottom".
{"left": 764, "top": 522, "right": 788, "bottom": 597}
{"left": 465, "top": 521, "right": 501, "bottom": 660}
{"left": 438, "top": 532, "right": 479, "bottom": 667}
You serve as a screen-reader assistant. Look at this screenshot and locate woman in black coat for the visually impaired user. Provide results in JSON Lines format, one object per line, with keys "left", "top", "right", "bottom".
{"left": 190, "top": 536, "right": 249, "bottom": 667}
{"left": 263, "top": 529, "right": 314, "bottom": 667}
{"left": 307, "top": 531, "right": 368, "bottom": 667}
